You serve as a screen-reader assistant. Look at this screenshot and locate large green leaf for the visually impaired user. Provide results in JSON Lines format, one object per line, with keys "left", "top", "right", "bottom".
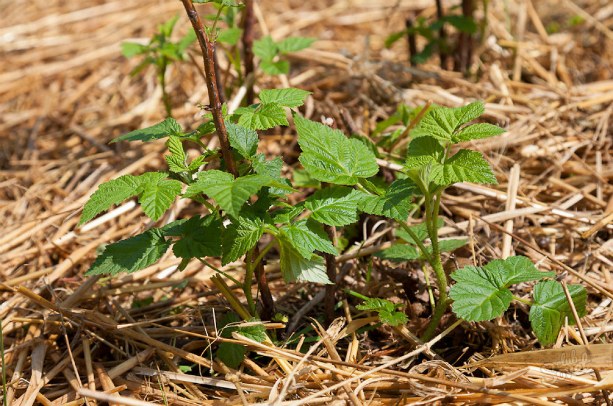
{"left": 278, "top": 236, "right": 331, "bottom": 284}
{"left": 410, "top": 102, "right": 484, "bottom": 143}
{"left": 404, "top": 136, "right": 444, "bottom": 170}
{"left": 488, "top": 256, "right": 555, "bottom": 287}
{"left": 236, "top": 103, "right": 288, "bottom": 130}
{"left": 259, "top": 88, "right": 311, "bottom": 108}
{"left": 165, "top": 215, "right": 222, "bottom": 259}
{"left": 280, "top": 220, "right": 337, "bottom": 259}
{"left": 184, "top": 170, "right": 271, "bottom": 218}
{"left": 80, "top": 175, "right": 142, "bottom": 225}
{"left": 305, "top": 186, "right": 361, "bottom": 226}
{"left": 226, "top": 121, "right": 258, "bottom": 159}
{"left": 86, "top": 229, "right": 170, "bottom": 275}
{"left": 295, "top": 114, "right": 378, "bottom": 185}
{"left": 111, "top": 118, "right": 183, "bottom": 143}
{"left": 530, "top": 281, "right": 587, "bottom": 346}
{"left": 137, "top": 172, "right": 182, "bottom": 221}
{"left": 430, "top": 149, "right": 497, "bottom": 186}
{"left": 357, "top": 179, "right": 417, "bottom": 221}
{"left": 221, "top": 214, "right": 264, "bottom": 265}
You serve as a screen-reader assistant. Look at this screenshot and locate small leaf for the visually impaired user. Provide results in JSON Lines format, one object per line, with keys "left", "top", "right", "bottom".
{"left": 375, "top": 244, "right": 421, "bottom": 261}
{"left": 253, "top": 36, "right": 278, "bottom": 61}
{"left": 111, "top": 118, "right": 183, "bottom": 143}
{"left": 404, "top": 136, "right": 444, "bottom": 170}
{"left": 295, "top": 114, "right": 379, "bottom": 185}
{"left": 80, "top": 175, "right": 142, "bottom": 225}
{"left": 453, "top": 123, "right": 505, "bottom": 143}
{"left": 530, "top": 281, "right": 587, "bottom": 346}
{"left": 86, "top": 229, "right": 170, "bottom": 276}
{"left": 217, "top": 27, "right": 242, "bottom": 45}
{"left": 226, "top": 121, "right": 258, "bottom": 158}
{"left": 450, "top": 265, "right": 512, "bottom": 322}
{"left": 280, "top": 220, "right": 337, "bottom": 259}
{"left": 277, "top": 36, "right": 315, "bottom": 53}
{"left": 356, "top": 298, "right": 407, "bottom": 326}
{"left": 165, "top": 136, "right": 188, "bottom": 173}
{"left": 217, "top": 342, "right": 245, "bottom": 369}
{"left": 430, "top": 149, "right": 497, "bottom": 186}
{"left": 379, "top": 310, "right": 409, "bottom": 326}
{"left": 438, "top": 238, "right": 468, "bottom": 253}
{"left": 305, "top": 187, "right": 361, "bottom": 226}
{"left": 137, "top": 172, "right": 182, "bottom": 221}
{"left": 238, "top": 319, "right": 267, "bottom": 342}
{"left": 165, "top": 215, "right": 222, "bottom": 259}
{"left": 259, "top": 88, "right": 311, "bottom": 108}
{"left": 357, "top": 178, "right": 417, "bottom": 221}
{"left": 260, "top": 60, "right": 290, "bottom": 75}
{"left": 222, "top": 214, "right": 264, "bottom": 265}
{"left": 184, "top": 170, "right": 271, "bottom": 218}
{"left": 411, "top": 102, "right": 484, "bottom": 143}
{"left": 237, "top": 103, "right": 288, "bottom": 130}
{"left": 278, "top": 235, "right": 331, "bottom": 284}
{"left": 121, "top": 42, "right": 148, "bottom": 58}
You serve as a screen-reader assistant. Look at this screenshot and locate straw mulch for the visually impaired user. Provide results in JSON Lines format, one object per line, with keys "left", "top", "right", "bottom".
{"left": 1, "top": 0, "right": 612, "bottom": 404}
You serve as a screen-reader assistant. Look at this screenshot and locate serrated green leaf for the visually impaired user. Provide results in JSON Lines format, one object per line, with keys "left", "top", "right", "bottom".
{"left": 404, "top": 136, "right": 444, "bottom": 170}
{"left": 260, "top": 60, "right": 290, "bottom": 75}
{"left": 217, "top": 27, "right": 242, "bottom": 45}
{"left": 379, "top": 310, "right": 408, "bottom": 326}
{"left": 280, "top": 220, "right": 337, "bottom": 259}
{"left": 237, "top": 103, "right": 288, "bottom": 130}
{"left": 272, "top": 204, "right": 304, "bottom": 224}
{"left": 184, "top": 170, "right": 271, "bottom": 218}
{"left": 277, "top": 36, "right": 315, "bottom": 53}
{"left": 252, "top": 154, "right": 282, "bottom": 178}
{"left": 375, "top": 244, "right": 421, "bottom": 261}
{"left": 121, "top": 42, "right": 148, "bottom": 58}
{"left": 488, "top": 256, "right": 556, "bottom": 286}
{"left": 165, "top": 154, "right": 188, "bottom": 173}
{"left": 222, "top": 214, "right": 263, "bottom": 265}
{"left": 80, "top": 175, "right": 142, "bottom": 225}
{"left": 253, "top": 36, "right": 277, "bottom": 61}
{"left": 259, "top": 88, "right": 311, "bottom": 108}
{"left": 217, "top": 342, "right": 245, "bottom": 369}
{"left": 137, "top": 172, "right": 182, "bottom": 221}
{"left": 293, "top": 168, "right": 321, "bottom": 188}
{"left": 238, "top": 319, "right": 267, "bottom": 342}
{"left": 430, "top": 149, "right": 497, "bottom": 186}
{"left": 165, "top": 215, "right": 222, "bottom": 259}
{"left": 86, "top": 229, "right": 170, "bottom": 276}
{"left": 357, "top": 179, "right": 417, "bottom": 221}
{"left": 111, "top": 118, "right": 183, "bottom": 143}
{"left": 305, "top": 187, "right": 361, "bottom": 226}
{"left": 165, "top": 136, "right": 188, "bottom": 173}
{"left": 278, "top": 235, "right": 331, "bottom": 284}
{"left": 452, "top": 123, "right": 505, "bottom": 143}
{"left": 530, "top": 281, "right": 587, "bottom": 346}
{"left": 450, "top": 265, "right": 513, "bottom": 322}
{"left": 411, "top": 102, "right": 484, "bottom": 143}
{"left": 356, "top": 298, "right": 407, "bottom": 327}
{"left": 226, "top": 121, "right": 258, "bottom": 158}
{"left": 295, "top": 115, "right": 379, "bottom": 185}
{"left": 187, "top": 155, "right": 207, "bottom": 172}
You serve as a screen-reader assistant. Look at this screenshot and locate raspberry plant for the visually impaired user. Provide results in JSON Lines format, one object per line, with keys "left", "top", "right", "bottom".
{"left": 80, "top": 1, "right": 587, "bottom": 350}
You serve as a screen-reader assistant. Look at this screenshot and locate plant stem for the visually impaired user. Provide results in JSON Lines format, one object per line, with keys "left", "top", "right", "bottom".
{"left": 241, "top": 0, "right": 256, "bottom": 104}
{"left": 324, "top": 225, "right": 337, "bottom": 324}
{"left": 252, "top": 245, "right": 275, "bottom": 320}
{"left": 181, "top": 0, "right": 237, "bottom": 177}
{"left": 158, "top": 62, "right": 173, "bottom": 118}
{"left": 211, "top": 275, "right": 252, "bottom": 320}
{"left": 243, "top": 242, "right": 274, "bottom": 316}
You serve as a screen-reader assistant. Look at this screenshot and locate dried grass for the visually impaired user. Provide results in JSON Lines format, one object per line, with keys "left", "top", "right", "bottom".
{"left": 1, "top": 0, "right": 612, "bottom": 404}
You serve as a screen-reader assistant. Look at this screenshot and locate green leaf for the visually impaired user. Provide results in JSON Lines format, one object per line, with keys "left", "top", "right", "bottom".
{"left": 404, "top": 136, "right": 445, "bottom": 170}
{"left": 165, "top": 136, "right": 188, "bottom": 173}
{"left": 238, "top": 319, "right": 268, "bottom": 343}
{"left": 530, "top": 281, "right": 587, "bottom": 346}
{"left": 226, "top": 121, "right": 258, "bottom": 158}
{"left": 217, "top": 27, "right": 242, "bottom": 45}
{"left": 277, "top": 36, "right": 315, "bottom": 53}
{"left": 253, "top": 36, "right": 278, "bottom": 61}
{"left": 395, "top": 218, "right": 444, "bottom": 244}
{"left": 221, "top": 214, "right": 264, "bottom": 265}
{"left": 165, "top": 215, "right": 222, "bottom": 259}
{"left": 187, "top": 155, "right": 207, "bottom": 172}
{"left": 411, "top": 102, "right": 484, "bottom": 143}
{"left": 121, "top": 42, "right": 148, "bottom": 58}
{"left": 80, "top": 175, "right": 142, "bottom": 225}
{"left": 252, "top": 154, "right": 283, "bottom": 178}
{"left": 137, "top": 172, "right": 182, "bottom": 221}
{"left": 86, "top": 229, "right": 170, "bottom": 275}
{"left": 111, "top": 118, "right": 183, "bottom": 143}
{"left": 356, "top": 298, "right": 407, "bottom": 327}
{"left": 278, "top": 235, "right": 331, "bottom": 284}
{"left": 442, "top": 15, "right": 478, "bottom": 34}
{"left": 295, "top": 114, "right": 379, "bottom": 185}
{"left": 260, "top": 60, "right": 290, "bottom": 75}
{"left": 487, "top": 256, "right": 555, "bottom": 286}
{"left": 453, "top": 123, "right": 505, "bottom": 143}
{"left": 305, "top": 187, "right": 361, "bottom": 226}
{"left": 357, "top": 179, "right": 417, "bottom": 221}
{"left": 293, "top": 168, "right": 321, "bottom": 188}
{"left": 375, "top": 244, "right": 421, "bottom": 261}
{"left": 450, "top": 265, "right": 513, "bottom": 322}
{"left": 280, "top": 220, "right": 337, "bottom": 259}
{"left": 438, "top": 238, "right": 468, "bottom": 253}
{"left": 237, "top": 103, "right": 288, "bottom": 130}
{"left": 259, "top": 88, "right": 311, "bottom": 108}
{"left": 184, "top": 170, "right": 271, "bottom": 218}
{"left": 430, "top": 149, "right": 497, "bottom": 186}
